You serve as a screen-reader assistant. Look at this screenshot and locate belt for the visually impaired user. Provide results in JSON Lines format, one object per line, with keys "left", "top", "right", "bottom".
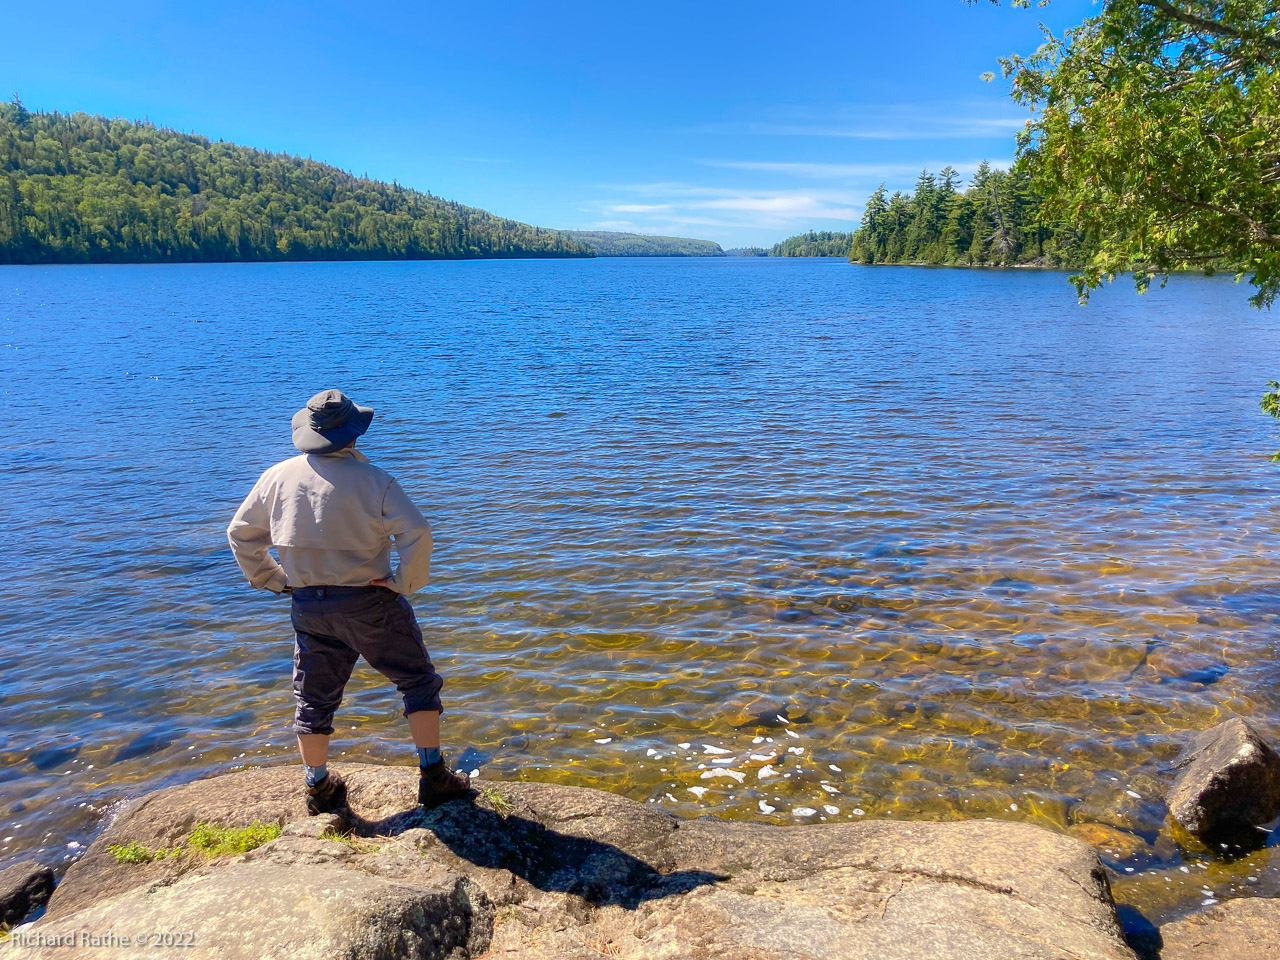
{"left": 291, "top": 584, "right": 388, "bottom": 600}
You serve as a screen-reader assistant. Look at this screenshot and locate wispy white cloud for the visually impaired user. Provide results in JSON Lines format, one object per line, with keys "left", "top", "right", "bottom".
{"left": 706, "top": 160, "right": 919, "bottom": 179}
{"left": 608, "top": 182, "right": 861, "bottom": 201}
{"left": 590, "top": 215, "right": 742, "bottom": 234}
{"left": 607, "top": 203, "right": 672, "bottom": 213}
{"left": 574, "top": 182, "right": 866, "bottom": 243}
{"left": 698, "top": 194, "right": 860, "bottom": 219}
{"left": 702, "top": 159, "right": 1009, "bottom": 180}
{"left": 722, "top": 118, "right": 1026, "bottom": 139}
{"left": 698, "top": 103, "right": 1030, "bottom": 141}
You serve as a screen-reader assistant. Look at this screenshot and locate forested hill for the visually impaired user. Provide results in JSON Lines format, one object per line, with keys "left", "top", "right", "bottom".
{"left": 769, "top": 231, "right": 855, "bottom": 257}
{"left": 562, "top": 231, "right": 724, "bottom": 256}
{"left": 0, "top": 103, "right": 592, "bottom": 263}
{"left": 850, "top": 163, "right": 1091, "bottom": 268}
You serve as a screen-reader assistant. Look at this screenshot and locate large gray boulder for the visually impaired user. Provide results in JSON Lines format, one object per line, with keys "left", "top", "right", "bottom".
{"left": 0, "top": 859, "right": 54, "bottom": 926}
{"left": 30, "top": 763, "right": 1139, "bottom": 960}
{"left": 1166, "top": 718, "right": 1280, "bottom": 839}
{"left": 23, "top": 848, "right": 489, "bottom": 960}
{"left": 1158, "top": 897, "right": 1280, "bottom": 960}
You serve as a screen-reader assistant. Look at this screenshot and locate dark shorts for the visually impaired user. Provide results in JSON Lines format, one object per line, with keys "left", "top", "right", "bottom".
{"left": 289, "top": 585, "right": 444, "bottom": 736}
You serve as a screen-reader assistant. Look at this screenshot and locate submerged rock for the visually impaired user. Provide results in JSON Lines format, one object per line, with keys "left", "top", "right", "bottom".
{"left": 1166, "top": 718, "right": 1280, "bottom": 840}
{"left": 724, "top": 695, "right": 812, "bottom": 730}
{"left": 1175, "top": 664, "right": 1229, "bottom": 685}
{"left": 0, "top": 859, "right": 54, "bottom": 926}
{"left": 26, "top": 744, "right": 79, "bottom": 772}
{"left": 1066, "top": 823, "right": 1153, "bottom": 863}
{"left": 32, "top": 763, "right": 1139, "bottom": 959}
{"left": 1159, "top": 897, "right": 1280, "bottom": 960}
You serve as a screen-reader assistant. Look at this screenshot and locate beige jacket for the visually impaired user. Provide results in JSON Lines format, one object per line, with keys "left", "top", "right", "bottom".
{"left": 227, "top": 449, "right": 432, "bottom": 595}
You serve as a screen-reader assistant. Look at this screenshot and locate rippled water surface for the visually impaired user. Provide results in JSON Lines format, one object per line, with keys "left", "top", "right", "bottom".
{"left": 2, "top": 258, "right": 1280, "bottom": 922}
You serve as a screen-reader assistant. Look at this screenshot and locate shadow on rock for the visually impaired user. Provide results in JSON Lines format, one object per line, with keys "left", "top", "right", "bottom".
{"left": 346, "top": 794, "right": 727, "bottom": 908}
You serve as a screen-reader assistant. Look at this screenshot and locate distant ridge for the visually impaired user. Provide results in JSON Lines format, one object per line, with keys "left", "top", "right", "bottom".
{"left": 0, "top": 102, "right": 592, "bottom": 264}
{"left": 562, "top": 230, "right": 724, "bottom": 257}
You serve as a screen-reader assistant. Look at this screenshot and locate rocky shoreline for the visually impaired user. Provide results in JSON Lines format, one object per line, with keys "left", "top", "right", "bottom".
{"left": 2, "top": 718, "right": 1278, "bottom": 959}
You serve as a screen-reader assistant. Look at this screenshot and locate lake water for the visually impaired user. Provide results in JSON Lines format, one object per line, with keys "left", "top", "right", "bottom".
{"left": 2, "top": 257, "right": 1279, "bottom": 923}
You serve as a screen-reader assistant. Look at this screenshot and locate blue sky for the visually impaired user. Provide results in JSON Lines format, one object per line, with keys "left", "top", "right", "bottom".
{"left": 2, "top": 0, "right": 1097, "bottom": 247}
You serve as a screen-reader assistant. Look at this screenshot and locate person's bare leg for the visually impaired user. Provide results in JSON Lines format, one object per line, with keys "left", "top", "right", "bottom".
{"left": 407, "top": 710, "right": 440, "bottom": 749}
{"left": 297, "top": 733, "right": 330, "bottom": 767}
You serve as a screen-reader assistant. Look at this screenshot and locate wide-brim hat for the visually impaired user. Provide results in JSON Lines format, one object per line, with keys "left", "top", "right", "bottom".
{"left": 291, "top": 389, "right": 374, "bottom": 454}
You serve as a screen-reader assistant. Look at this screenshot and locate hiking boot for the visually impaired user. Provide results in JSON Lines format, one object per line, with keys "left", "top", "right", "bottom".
{"left": 418, "top": 759, "right": 473, "bottom": 808}
{"left": 306, "top": 770, "right": 347, "bottom": 816}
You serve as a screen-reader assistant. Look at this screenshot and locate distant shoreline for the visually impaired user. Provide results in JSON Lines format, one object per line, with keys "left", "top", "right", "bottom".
{"left": 848, "top": 259, "right": 1078, "bottom": 273}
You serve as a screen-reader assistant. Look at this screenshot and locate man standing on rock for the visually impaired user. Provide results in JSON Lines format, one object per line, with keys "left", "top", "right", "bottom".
{"left": 227, "top": 389, "right": 472, "bottom": 814}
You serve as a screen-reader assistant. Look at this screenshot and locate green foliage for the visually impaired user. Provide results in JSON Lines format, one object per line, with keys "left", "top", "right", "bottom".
{"left": 319, "top": 828, "right": 383, "bottom": 853}
{"left": 0, "top": 109, "right": 593, "bottom": 263}
{"left": 984, "top": 1, "right": 1280, "bottom": 307}
{"left": 849, "top": 163, "right": 1085, "bottom": 267}
{"left": 480, "top": 785, "right": 516, "bottom": 815}
{"left": 108, "top": 821, "right": 280, "bottom": 864}
{"left": 186, "top": 821, "right": 281, "bottom": 856}
{"left": 1262, "top": 380, "right": 1280, "bottom": 461}
{"left": 561, "top": 231, "right": 724, "bottom": 256}
{"left": 107, "top": 840, "right": 181, "bottom": 863}
{"left": 724, "top": 246, "right": 770, "bottom": 256}
{"left": 769, "top": 231, "right": 856, "bottom": 257}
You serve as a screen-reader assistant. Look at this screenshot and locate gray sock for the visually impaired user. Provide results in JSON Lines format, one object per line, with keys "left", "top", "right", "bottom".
{"left": 305, "top": 762, "right": 328, "bottom": 787}
{"left": 417, "top": 747, "right": 441, "bottom": 768}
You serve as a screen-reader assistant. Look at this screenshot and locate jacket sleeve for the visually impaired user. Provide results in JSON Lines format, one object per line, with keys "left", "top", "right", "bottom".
{"left": 226, "top": 476, "right": 289, "bottom": 593}
{"left": 381, "top": 478, "right": 433, "bottom": 595}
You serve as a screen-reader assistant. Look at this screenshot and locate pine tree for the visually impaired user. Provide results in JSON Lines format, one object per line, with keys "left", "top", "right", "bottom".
{"left": 851, "top": 184, "right": 889, "bottom": 263}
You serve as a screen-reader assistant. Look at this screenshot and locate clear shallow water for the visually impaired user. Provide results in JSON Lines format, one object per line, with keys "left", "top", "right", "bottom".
{"left": 1, "top": 257, "right": 1279, "bottom": 923}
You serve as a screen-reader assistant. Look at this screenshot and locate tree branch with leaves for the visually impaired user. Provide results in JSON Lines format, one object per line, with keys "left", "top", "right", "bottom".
{"left": 976, "top": 0, "right": 1280, "bottom": 308}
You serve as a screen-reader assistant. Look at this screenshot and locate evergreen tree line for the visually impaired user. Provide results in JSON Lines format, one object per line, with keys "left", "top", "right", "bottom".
{"left": 769, "top": 231, "right": 855, "bottom": 257}
{"left": 850, "top": 162, "right": 1094, "bottom": 267}
{"left": 0, "top": 102, "right": 593, "bottom": 264}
